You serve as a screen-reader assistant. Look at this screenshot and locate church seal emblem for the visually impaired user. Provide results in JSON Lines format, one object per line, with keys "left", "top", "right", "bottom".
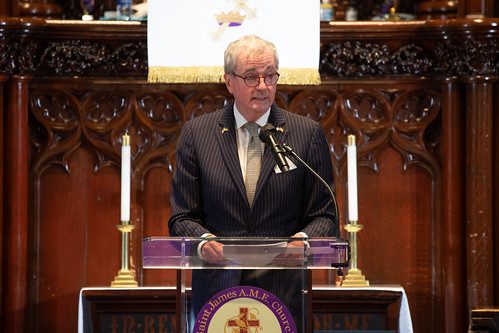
{"left": 192, "top": 285, "right": 297, "bottom": 333}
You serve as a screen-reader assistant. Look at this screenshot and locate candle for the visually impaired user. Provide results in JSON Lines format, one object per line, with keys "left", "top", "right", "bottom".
{"left": 121, "top": 134, "right": 131, "bottom": 222}
{"left": 347, "top": 135, "right": 358, "bottom": 222}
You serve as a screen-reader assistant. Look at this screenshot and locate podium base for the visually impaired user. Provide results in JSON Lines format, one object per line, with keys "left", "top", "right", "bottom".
{"left": 341, "top": 268, "right": 370, "bottom": 287}
{"left": 110, "top": 269, "right": 138, "bottom": 288}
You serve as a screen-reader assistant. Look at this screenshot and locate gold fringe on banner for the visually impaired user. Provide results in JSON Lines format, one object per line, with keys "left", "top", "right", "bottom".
{"left": 148, "top": 66, "right": 225, "bottom": 83}
{"left": 278, "top": 68, "right": 321, "bottom": 85}
{"left": 147, "top": 66, "right": 321, "bottom": 85}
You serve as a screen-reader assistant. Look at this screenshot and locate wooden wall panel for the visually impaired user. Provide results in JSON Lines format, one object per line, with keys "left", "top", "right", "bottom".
{"left": 24, "top": 81, "right": 443, "bottom": 332}
{"left": 33, "top": 150, "right": 122, "bottom": 331}
{"left": 140, "top": 168, "right": 175, "bottom": 286}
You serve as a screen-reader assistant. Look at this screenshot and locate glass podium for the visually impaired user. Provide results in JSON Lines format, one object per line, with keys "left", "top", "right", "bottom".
{"left": 143, "top": 237, "right": 349, "bottom": 333}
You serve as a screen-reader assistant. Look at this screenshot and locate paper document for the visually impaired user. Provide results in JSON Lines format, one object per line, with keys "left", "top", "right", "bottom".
{"left": 223, "top": 241, "right": 288, "bottom": 265}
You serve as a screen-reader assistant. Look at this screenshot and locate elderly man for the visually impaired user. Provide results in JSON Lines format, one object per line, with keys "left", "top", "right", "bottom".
{"left": 168, "top": 35, "right": 339, "bottom": 327}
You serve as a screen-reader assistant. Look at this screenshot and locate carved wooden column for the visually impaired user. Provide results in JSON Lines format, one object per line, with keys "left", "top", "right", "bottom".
{"left": 2, "top": 76, "right": 31, "bottom": 333}
{"left": 417, "top": 1, "right": 458, "bottom": 19}
{"left": 465, "top": 78, "right": 494, "bottom": 309}
{"left": 0, "top": 75, "right": 6, "bottom": 316}
{"left": 18, "top": 0, "right": 62, "bottom": 18}
{"left": 441, "top": 80, "right": 467, "bottom": 333}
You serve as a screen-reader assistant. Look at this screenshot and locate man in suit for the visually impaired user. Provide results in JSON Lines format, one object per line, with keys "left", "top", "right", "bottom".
{"left": 168, "top": 35, "right": 338, "bottom": 327}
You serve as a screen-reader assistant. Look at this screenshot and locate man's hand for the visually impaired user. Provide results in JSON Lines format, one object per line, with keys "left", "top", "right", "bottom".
{"left": 200, "top": 240, "right": 225, "bottom": 264}
{"left": 288, "top": 233, "right": 309, "bottom": 249}
{"left": 273, "top": 234, "right": 307, "bottom": 266}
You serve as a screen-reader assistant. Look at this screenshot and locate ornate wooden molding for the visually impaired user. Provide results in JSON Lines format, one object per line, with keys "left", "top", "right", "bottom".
{"left": 320, "top": 42, "right": 433, "bottom": 77}
{"left": 434, "top": 38, "right": 498, "bottom": 76}
{"left": 320, "top": 37, "right": 498, "bottom": 77}
{"left": 29, "top": 85, "right": 234, "bottom": 179}
{"left": 29, "top": 83, "right": 442, "bottom": 185}
{"left": 0, "top": 38, "right": 147, "bottom": 76}
{"left": 0, "top": 19, "right": 498, "bottom": 79}
{"left": 0, "top": 19, "right": 147, "bottom": 76}
{"left": 40, "top": 40, "right": 147, "bottom": 75}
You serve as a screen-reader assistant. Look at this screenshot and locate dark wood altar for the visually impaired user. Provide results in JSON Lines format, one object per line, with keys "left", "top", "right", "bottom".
{"left": 0, "top": 1, "right": 498, "bottom": 332}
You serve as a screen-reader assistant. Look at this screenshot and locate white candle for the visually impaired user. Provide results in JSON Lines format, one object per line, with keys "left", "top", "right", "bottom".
{"left": 347, "top": 135, "right": 358, "bottom": 222}
{"left": 121, "top": 134, "right": 131, "bottom": 222}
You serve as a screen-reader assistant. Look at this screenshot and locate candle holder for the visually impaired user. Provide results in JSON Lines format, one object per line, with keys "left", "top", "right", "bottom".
{"left": 111, "top": 220, "right": 138, "bottom": 287}
{"left": 341, "top": 220, "right": 369, "bottom": 286}
{"left": 341, "top": 134, "right": 369, "bottom": 287}
{"left": 111, "top": 134, "right": 138, "bottom": 288}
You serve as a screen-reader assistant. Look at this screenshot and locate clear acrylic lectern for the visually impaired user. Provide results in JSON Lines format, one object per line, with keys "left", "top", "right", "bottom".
{"left": 143, "top": 237, "right": 349, "bottom": 333}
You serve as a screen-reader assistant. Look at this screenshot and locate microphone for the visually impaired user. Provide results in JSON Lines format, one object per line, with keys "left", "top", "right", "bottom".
{"left": 259, "top": 123, "right": 290, "bottom": 173}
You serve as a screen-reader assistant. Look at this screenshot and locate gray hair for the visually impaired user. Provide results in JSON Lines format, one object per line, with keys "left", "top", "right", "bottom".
{"left": 224, "top": 35, "right": 279, "bottom": 74}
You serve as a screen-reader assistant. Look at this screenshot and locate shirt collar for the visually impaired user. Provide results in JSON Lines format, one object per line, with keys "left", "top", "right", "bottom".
{"left": 234, "top": 105, "right": 271, "bottom": 130}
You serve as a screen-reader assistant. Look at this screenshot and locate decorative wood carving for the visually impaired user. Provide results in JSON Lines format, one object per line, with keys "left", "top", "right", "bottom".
{"left": 434, "top": 38, "right": 499, "bottom": 75}
{"left": 29, "top": 86, "right": 235, "bottom": 178}
{"left": 0, "top": 20, "right": 498, "bottom": 78}
{"left": 320, "top": 42, "right": 433, "bottom": 77}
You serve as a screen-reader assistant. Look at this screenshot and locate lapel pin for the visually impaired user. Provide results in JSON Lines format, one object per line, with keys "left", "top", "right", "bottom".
{"left": 221, "top": 127, "right": 228, "bottom": 134}
{"left": 276, "top": 127, "right": 284, "bottom": 133}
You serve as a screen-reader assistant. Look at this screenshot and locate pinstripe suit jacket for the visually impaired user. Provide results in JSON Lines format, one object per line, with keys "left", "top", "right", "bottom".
{"left": 168, "top": 104, "right": 338, "bottom": 317}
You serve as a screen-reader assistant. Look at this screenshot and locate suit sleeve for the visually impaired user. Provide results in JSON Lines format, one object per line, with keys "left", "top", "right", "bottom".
{"left": 300, "top": 123, "right": 339, "bottom": 237}
{"left": 168, "top": 122, "right": 211, "bottom": 237}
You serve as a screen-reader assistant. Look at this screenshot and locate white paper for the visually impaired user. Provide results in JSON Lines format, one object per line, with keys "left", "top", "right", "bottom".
{"left": 223, "top": 241, "right": 287, "bottom": 265}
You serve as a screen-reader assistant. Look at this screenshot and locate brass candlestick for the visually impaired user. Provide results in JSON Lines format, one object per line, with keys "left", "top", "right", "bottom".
{"left": 342, "top": 134, "right": 369, "bottom": 287}
{"left": 341, "top": 221, "right": 369, "bottom": 286}
{"left": 111, "top": 133, "right": 138, "bottom": 288}
{"left": 111, "top": 221, "right": 138, "bottom": 287}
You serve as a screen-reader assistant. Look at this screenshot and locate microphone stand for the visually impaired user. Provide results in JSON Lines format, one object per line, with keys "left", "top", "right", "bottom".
{"left": 281, "top": 143, "right": 339, "bottom": 219}
{"left": 281, "top": 142, "right": 347, "bottom": 283}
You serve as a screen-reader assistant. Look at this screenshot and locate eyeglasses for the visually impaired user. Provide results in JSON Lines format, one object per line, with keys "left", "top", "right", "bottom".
{"left": 232, "top": 72, "right": 280, "bottom": 87}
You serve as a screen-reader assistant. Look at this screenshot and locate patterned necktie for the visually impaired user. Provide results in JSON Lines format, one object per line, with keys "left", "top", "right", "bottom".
{"left": 244, "top": 122, "right": 262, "bottom": 207}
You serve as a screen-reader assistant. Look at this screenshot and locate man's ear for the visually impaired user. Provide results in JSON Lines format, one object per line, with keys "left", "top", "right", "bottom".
{"left": 224, "top": 73, "right": 234, "bottom": 93}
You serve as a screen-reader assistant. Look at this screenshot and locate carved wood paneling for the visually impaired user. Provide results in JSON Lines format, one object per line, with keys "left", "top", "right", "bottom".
{"left": 0, "top": 20, "right": 498, "bottom": 79}
{"left": 25, "top": 80, "right": 441, "bottom": 333}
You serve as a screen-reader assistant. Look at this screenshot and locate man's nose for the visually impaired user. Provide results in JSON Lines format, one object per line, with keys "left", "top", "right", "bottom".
{"left": 256, "top": 76, "right": 267, "bottom": 88}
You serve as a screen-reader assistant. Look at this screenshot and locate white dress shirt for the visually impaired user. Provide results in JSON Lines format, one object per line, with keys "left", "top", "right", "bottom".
{"left": 233, "top": 105, "right": 270, "bottom": 183}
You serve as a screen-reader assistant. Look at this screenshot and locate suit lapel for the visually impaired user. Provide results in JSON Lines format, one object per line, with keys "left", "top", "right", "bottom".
{"left": 216, "top": 107, "right": 247, "bottom": 200}
{"left": 254, "top": 106, "right": 288, "bottom": 204}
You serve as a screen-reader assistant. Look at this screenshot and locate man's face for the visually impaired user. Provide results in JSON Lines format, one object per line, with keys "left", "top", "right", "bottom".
{"left": 224, "top": 50, "right": 278, "bottom": 122}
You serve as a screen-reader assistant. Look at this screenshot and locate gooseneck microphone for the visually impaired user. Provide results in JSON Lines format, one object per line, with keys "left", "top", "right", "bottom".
{"left": 259, "top": 123, "right": 290, "bottom": 173}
